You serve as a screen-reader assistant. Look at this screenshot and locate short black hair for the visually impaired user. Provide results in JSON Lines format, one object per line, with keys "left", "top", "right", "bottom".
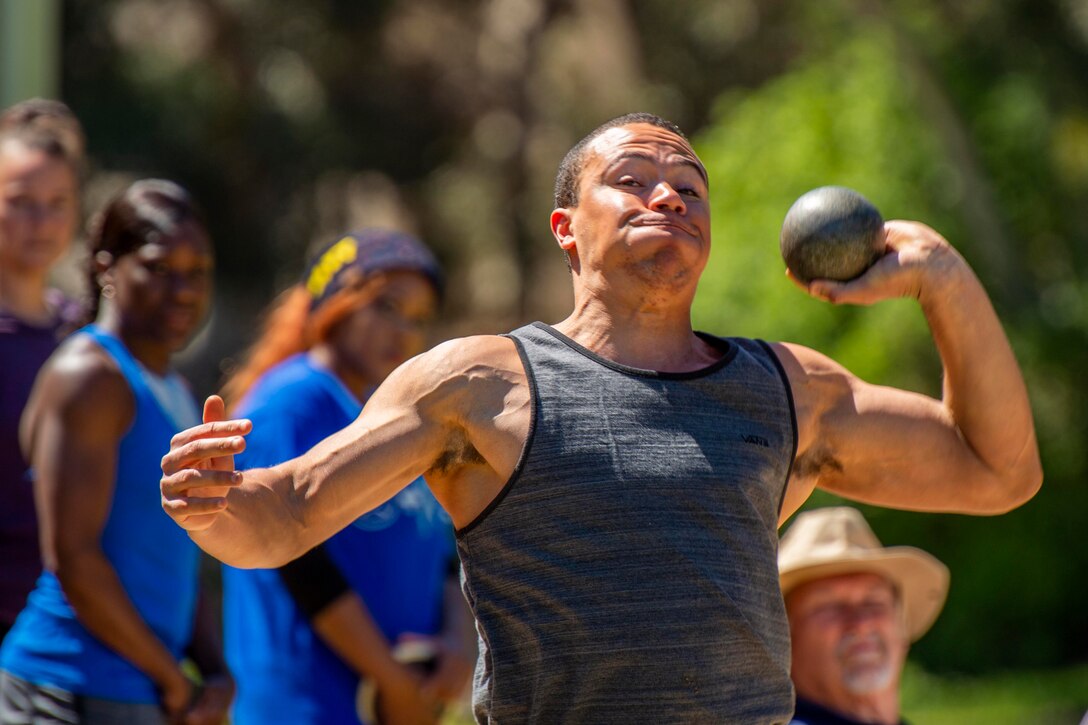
{"left": 553, "top": 112, "right": 688, "bottom": 210}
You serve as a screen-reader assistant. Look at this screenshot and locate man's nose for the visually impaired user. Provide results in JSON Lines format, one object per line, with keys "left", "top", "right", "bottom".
{"left": 648, "top": 181, "right": 686, "bottom": 214}
{"left": 841, "top": 604, "right": 888, "bottom": 633}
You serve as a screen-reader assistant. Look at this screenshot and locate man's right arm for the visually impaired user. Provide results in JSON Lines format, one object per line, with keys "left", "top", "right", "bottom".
{"left": 161, "top": 338, "right": 487, "bottom": 568}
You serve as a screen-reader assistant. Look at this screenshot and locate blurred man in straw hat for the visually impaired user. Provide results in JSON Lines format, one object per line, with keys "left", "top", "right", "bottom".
{"left": 779, "top": 507, "right": 949, "bottom": 725}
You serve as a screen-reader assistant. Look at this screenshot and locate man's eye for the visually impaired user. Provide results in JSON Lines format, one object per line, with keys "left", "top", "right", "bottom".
{"left": 618, "top": 177, "right": 641, "bottom": 187}
{"left": 811, "top": 605, "right": 841, "bottom": 619}
{"left": 862, "top": 601, "right": 893, "bottom": 616}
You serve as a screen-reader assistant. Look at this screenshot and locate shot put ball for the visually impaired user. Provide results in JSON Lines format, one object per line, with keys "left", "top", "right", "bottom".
{"left": 780, "top": 186, "right": 885, "bottom": 284}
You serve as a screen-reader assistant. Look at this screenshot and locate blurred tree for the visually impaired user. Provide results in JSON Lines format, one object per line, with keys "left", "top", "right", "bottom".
{"left": 692, "top": 0, "right": 1088, "bottom": 673}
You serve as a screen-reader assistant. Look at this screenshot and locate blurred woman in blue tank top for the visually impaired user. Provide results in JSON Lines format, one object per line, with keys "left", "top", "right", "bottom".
{"left": 0, "top": 180, "right": 233, "bottom": 724}
{"left": 218, "top": 229, "right": 473, "bottom": 725}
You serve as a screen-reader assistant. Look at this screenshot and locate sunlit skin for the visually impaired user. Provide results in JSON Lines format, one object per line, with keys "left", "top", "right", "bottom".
{"left": 786, "top": 573, "right": 909, "bottom": 725}
{"left": 95, "top": 221, "right": 215, "bottom": 374}
{"left": 0, "top": 139, "right": 79, "bottom": 323}
{"left": 311, "top": 270, "right": 439, "bottom": 400}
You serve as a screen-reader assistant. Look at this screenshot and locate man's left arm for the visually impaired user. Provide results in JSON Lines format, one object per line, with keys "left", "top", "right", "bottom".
{"left": 776, "top": 221, "right": 1042, "bottom": 520}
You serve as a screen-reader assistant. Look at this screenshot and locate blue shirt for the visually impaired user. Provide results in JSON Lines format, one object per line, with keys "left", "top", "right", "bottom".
{"left": 0, "top": 325, "right": 201, "bottom": 703}
{"left": 223, "top": 354, "right": 455, "bottom": 725}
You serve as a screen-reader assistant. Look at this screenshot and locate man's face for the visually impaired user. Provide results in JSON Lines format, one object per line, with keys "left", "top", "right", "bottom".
{"left": 786, "top": 572, "right": 909, "bottom": 702}
{"left": 557, "top": 123, "right": 710, "bottom": 294}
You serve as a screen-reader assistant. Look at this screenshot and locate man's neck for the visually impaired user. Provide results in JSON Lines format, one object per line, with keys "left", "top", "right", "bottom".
{"left": 554, "top": 286, "right": 719, "bottom": 373}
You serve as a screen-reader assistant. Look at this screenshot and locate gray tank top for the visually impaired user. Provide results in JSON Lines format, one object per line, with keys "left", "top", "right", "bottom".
{"left": 456, "top": 322, "right": 797, "bottom": 724}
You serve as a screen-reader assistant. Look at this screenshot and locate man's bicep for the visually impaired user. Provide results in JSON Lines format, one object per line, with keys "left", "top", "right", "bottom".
{"left": 284, "top": 353, "right": 459, "bottom": 544}
{"left": 776, "top": 342, "right": 983, "bottom": 514}
{"left": 799, "top": 363, "right": 998, "bottom": 513}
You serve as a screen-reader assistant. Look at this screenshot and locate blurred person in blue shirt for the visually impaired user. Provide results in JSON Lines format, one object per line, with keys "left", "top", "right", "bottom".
{"left": 219, "top": 229, "right": 473, "bottom": 725}
{"left": 1, "top": 179, "right": 231, "bottom": 724}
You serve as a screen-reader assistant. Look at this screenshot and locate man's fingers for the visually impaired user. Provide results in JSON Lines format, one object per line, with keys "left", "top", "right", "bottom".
{"left": 203, "top": 394, "right": 226, "bottom": 424}
{"left": 169, "top": 509, "right": 229, "bottom": 532}
{"left": 161, "top": 396, "right": 251, "bottom": 516}
{"left": 162, "top": 434, "right": 247, "bottom": 474}
{"left": 169, "top": 419, "right": 252, "bottom": 450}
{"left": 163, "top": 495, "right": 229, "bottom": 516}
{"left": 161, "top": 468, "right": 242, "bottom": 496}
{"left": 161, "top": 469, "right": 240, "bottom": 530}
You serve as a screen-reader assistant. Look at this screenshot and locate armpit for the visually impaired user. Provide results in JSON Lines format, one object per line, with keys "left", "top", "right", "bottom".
{"left": 793, "top": 445, "right": 844, "bottom": 481}
{"left": 429, "top": 427, "right": 486, "bottom": 476}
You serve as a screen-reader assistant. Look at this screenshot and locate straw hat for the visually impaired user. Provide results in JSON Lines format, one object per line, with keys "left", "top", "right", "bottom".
{"left": 779, "top": 507, "right": 950, "bottom": 641}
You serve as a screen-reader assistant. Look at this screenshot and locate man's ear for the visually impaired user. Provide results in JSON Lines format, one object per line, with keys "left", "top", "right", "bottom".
{"left": 550, "top": 208, "right": 576, "bottom": 252}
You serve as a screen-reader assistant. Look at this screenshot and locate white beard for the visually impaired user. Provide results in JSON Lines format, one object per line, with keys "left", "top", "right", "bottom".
{"left": 838, "top": 632, "right": 895, "bottom": 695}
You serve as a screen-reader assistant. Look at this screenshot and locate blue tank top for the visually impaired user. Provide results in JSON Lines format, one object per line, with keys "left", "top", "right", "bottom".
{"left": 458, "top": 323, "right": 797, "bottom": 723}
{"left": 0, "top": 325, "right": 201, "bottom": 703}
{"left": 223, "top": 354, "right": 454, "bottom": 725}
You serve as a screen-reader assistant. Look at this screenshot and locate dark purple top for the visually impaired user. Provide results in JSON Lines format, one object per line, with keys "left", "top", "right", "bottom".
{"left": 0, "top": 292, "right": 82, "bottom": 627}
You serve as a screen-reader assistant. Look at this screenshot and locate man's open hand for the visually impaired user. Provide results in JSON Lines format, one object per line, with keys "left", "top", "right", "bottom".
{"left": 160, "top": 395, "right": 251, "bottom": 531}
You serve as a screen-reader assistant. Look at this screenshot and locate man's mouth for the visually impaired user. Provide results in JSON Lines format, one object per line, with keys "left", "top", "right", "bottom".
{"left": 634, "top": 217, "right": 695, "bottom": 236}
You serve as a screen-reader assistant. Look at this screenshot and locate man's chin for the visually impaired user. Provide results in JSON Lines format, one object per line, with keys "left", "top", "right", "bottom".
{"left": 841, "top": 662, "right": 894, "bottom": 695}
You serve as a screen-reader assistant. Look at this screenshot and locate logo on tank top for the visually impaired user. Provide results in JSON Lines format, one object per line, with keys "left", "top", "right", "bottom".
{"left": 742, "top": 434, "right": 770, "bottom": 447}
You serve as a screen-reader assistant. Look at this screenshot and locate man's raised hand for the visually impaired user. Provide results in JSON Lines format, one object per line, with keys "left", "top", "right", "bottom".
{"left": 160, "top": 395, "right": 251, "bottom": 531}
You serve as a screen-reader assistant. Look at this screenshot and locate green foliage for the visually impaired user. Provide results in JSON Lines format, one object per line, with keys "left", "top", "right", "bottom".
{"left": 692, "top": 15, "right": 1088, "bottom": 674}
{"left": 901, "top": 663, "right": 1088, "bottom": 725}
{"left": 693, "top": 27, "right": 949, "bottom": 395}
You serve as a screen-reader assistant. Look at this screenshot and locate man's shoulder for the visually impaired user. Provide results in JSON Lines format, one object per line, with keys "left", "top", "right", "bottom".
{"left": 385, "top": 334, "right": 528, "bottom": 423}
{"left": 413, "top": 333, "right": 523, "bottom": 377}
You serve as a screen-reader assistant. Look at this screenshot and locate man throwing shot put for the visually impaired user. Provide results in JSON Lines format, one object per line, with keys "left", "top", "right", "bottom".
{"left": 161, "top": 113, "right": 1041, "bottom": 724}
